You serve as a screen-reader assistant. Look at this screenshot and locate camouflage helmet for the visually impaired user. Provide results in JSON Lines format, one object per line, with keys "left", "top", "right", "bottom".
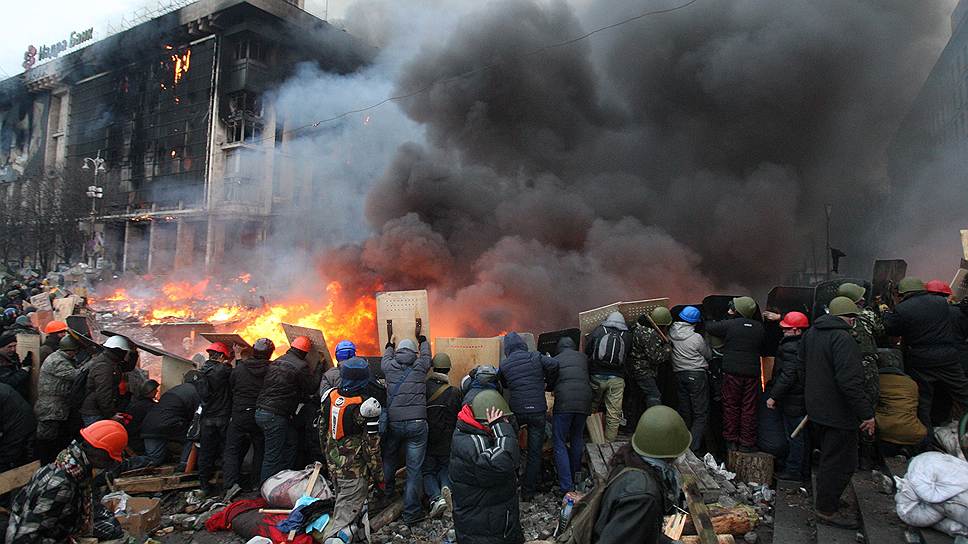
{"left": 837, "top": 282, "right": 866, "bottom": 303}
{"left": 471, "top": 389, "right": 511, "bottom": 420}
{"left": 897, "top": 277, "right": 925, "bottom": 295}
{"left": 828, "top": 296, "right": 860, "bottom": 317}
{"left": 732, "top": 296, "right": 758, "bottom": 319}
{"left": 650, "top": 307, "right": 673, "bottom": 327}
{"left": 632, "top": 406, "right": 692, "bottom": 459}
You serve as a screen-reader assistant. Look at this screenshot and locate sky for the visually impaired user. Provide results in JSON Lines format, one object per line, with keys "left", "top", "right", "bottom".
{"left": 0, "top": 0, "right": 353, "bottom": 79}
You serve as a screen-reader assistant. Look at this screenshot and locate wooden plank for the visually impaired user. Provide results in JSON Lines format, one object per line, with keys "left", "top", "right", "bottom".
{"left": 853, "top": 473, "right": 908, "bottom": 544}
{"left": 585, "top": 444, "right": 608, "bottom": 479}
{"left": 683, "top": 475, "right": 719, "bottom": 544}
{"left": 114, "top": 471, "right": 204, "bottom": 494}
{"left": 0, "top": 461, "right": 40, "bottom": 495}
{"left": 674, "top": 449, "right": 721, "bottom": 503}
{"left": 435, "top": 337, "right": 502, "bottom": 382}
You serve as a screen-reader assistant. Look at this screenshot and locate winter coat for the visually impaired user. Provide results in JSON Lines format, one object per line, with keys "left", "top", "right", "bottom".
{"left": 552, "top": 338, "right": 592, "bottom": 415}
{"left": 876, "top": 369, "right": 926, "bottom": 446}
{"left": 802, "top": 314, "right": 873, "bottom": 431}
{"left": 705, "top": 317, "right": 765, "bottom": 377}
{"left": 141, "top": 383, "right": 201, "bottom": 441}
{"left": 256, "top": 349, "right": 315, "bottom": 417}
{"left": 0, "top": 351, "right": 29, "bottom": 402}
{"left": 35, "top": 350, "right": 85, "bottom": 422}
{"left": 884, "top": 292, "right": 959, "bottom": 368}
{"left": 80, "top": 349, "right": 124, "bottom": 419}
{"left": 768, "top": 335, "right": 805, "bottom": 417}
{"left": 669, "top": 322, "right": 711, "bottom": 372}
{"left": 426, "top": 372, "right": 461, "bottom": 457}
{"left": 381, "top": 340, "right": 431, "bottom": 422}
{"left": 594, "top": 462, "right": 672, "bottom": 544}
{"left": 125, "top": 397, "right": 156, "bottom": 444}
{"left": 199, "top": 359, "right": 232, "bottom": 422}
{"left": 585, "top": 312, "right": 631, "bottom": 376}
{"left": 230, "top": 356, "right": 270, "bottom": 413}
{"left": 319, "top": 366, "right": 341, "bottom": 395}
{"left": 449, "top": 407, "right": 523, "bottom": 544}
{"left": 628, "top": 324, "right": 671, "bottom": 380}
{"left": 952, "top": 303, "right": 968, "bottom": 368}
{"left": 38, "top": 334, "right": 59, "bottom": 366}
{"left": 0, "top": 382, "right": 35, "bottom": 468}
{"left": 499, "top": 332, "right": 558, "bottom": 415}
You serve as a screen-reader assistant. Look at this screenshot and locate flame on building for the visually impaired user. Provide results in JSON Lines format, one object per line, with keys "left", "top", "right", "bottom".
{"left": 171, "top": 48, "right": 191, "bottom": 85}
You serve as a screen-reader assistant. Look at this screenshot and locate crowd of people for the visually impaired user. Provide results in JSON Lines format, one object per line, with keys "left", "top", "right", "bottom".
{"left": 0, "top": 275, "right": 966, "bottom": 543}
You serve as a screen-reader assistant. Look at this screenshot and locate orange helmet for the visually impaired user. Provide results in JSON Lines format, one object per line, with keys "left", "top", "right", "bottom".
{"left": 206, "top": 341, "right": 232, "bottom": 359}
{"left": 79, "top": 420, "right": 129, "bottom": 461}
{"left": 925, "top": 279, "right": 953, "bottom": 296}
{"left": 44, "top": 320, "right": 68, "bottom": 334}
{"left": 291, "top": 336, "right": 313, "bottom": 352}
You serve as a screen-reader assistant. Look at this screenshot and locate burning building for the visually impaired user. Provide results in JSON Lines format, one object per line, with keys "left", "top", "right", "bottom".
{"left": 0, "top": 0, "right": 372, "bottom": 275}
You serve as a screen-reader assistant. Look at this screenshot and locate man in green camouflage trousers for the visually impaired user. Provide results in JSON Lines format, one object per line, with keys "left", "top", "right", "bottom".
{"left": 319, "top": 358, "right": 383, "bottom": 542}
{"left": 628, "top": 308, "right": 674, "bottom": 408}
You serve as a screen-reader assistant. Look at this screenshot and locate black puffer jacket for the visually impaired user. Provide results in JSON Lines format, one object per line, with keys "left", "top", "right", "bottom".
{"left": 426, "top": 372, "right": 461, "bottom": 457}
{"left": 382, "top": 340, "right": 432, "bottom": 422}
{"left": 141, "top": 382, "right": 200, "bottom": 441}
{"left": 552, "top": 338, "right": 591, "bottom": 415}
{"left": 705, "top": 317, "right": 765, "bottom": 377}
{"left": 230, "top": 356, "right": 270, "bottom": 412}
{"left": 768, "top": 335, "right": 805, "bottom": 417}
{"left": 0, "top": 352, "right": 29, "bottom": 402}
{"left": 257, "top": 349, "right": 315, "bottom": 417}
{"left": 200, "top": 359, "right": 232, "bottom": 421}
{"left": 0, "top": 381, "right": 35, "bottom": 468}
{"left": 802, "top": 314, "right": 873, "bottom": 430}
{"left": 885, "top": 292, "right": 959, "bottom": 368}
{"left": 80, "top": 349, "right": 124, "bottom": 419}
{"left": 499, "top": 332, "right": 558, "bottom": 415}
{"left": 450, "top": 411, "right": 523, "bottom": 544}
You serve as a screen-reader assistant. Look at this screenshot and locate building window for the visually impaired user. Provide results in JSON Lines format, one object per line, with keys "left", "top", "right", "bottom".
{"left": 234, "top": 38, "right": 267, "bottom": 63}
{"left": 227, "top": 92, "right": 263, "bottom": 118}
{"left": 227, "top": 117, "right": 263, "bottom": 144}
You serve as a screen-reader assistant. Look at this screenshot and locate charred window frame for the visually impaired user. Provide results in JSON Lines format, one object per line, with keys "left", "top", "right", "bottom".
{"left": 233, "top": 37, "right": 267, "bottom": 63}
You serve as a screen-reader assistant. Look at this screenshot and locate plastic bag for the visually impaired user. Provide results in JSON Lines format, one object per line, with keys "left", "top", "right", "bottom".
{"left": 261, "top": 466, "right": 333, "bottom": 509}
{"left": 907, "top": 452, "right": 968, "bottom": 504}
{"left": 100, "top": 491, "right": 131, "bottom": 514}
{"left": 896, "top": 477, "right": 945, "bottom": 527}
{"left": 943, "top": 489, "right": 968, "bottom": 528}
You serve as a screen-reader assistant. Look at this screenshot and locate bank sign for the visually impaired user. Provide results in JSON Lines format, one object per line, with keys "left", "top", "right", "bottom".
{"left": 23, "top": 28, "right": 94, "bottom": 69}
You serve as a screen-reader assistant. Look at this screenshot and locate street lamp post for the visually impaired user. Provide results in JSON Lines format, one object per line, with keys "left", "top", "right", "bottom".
{"left": 83, "top": 150, "right": 106, "bottom": 266}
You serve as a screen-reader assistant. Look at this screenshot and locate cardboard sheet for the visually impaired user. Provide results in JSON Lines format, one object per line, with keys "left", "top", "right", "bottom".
{"left": 16, "top": 333, "right": 41, "bottom": 403}
{"left": 29, "top": 293, "right": 52, "bottom": 312}
{"left": 376, "top": 290, "right": 430, "bottom": 348}
{"left": 281, "top": 322, "right": 333, "bottom": 371}
{"left": 52, "top": 296, "right": 79, "bottom": 322}
{"left": 578, "top": 298, "right": 670, "bottom": 348}
{"left": 435, "top": 333, "right": 537, "bottom": 380}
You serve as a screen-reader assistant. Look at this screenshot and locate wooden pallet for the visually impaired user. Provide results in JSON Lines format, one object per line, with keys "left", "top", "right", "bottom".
{"left": 114, "top": 466, "right": 216, "bottom": 495}
{"left": 584, "top": 441, "right": 629, "bottom": 479}
{"left": 674, "top": 449, "right": 721, "bottom": 503}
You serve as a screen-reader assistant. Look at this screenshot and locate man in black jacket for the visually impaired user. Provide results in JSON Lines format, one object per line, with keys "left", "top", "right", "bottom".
{"left": 0, "top": 332, "right": 29, "bottom": 401}
{"left": 125, "top": 379, "right": 159, "bottom": 455}
{"left": 552, "top": 337, "right": 591, "bottom": 494}
{"left": 705, "top": 296, "right": 764, "bottom": 452}
{"left": 765, "top": 312, "right": 808, "bottom": 481}
{"left": 223, "top": 337, "right": 273, "bottom": 497}
{"left": 424, "top": 353, "right": 461, "bottom": 519}
{"left": 198, "top": 342, "right": 234, "bottom": 497}
{"left": 585, "top": 312, "right": 630, "bottom": 443}
{"left": 256, "top": 336, "right": 315, "bottom": 483}
{"left": 450, "top": 389, "right": 523, "bottom": 544}
{"left": 0, "top": 381, "right": 35, "bottom": 474}
{"left": 80, "top": 335, "right": 135, "bottom": 426}
{"left": 884, "top": 277, "right": 968, "bottom": 429}
{"left": 802, "top": 297, "right": 875, "bottom": 528}
{"left": 499, "top": 332, "right": 558, "bottom": 500}
{"left": 139, "top": 372, "right": 202, "bottom": 467}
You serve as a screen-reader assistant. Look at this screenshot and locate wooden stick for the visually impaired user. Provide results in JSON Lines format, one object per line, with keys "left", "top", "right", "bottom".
{"left": 288, "top": 462, "right": 322, "bottom": 541}
{"left": 0, "top": 461, "right": 39, "bottom": 495}
{"left": 683, "top": 476, "right": 719, "bottom": 544}
{"left": 646, "top": 314, "right": 671, "bottom": 343}
{"left": 259, "top": 508, "right": 293, "bottom": 514}
{"left": 790, "top": 415, "right": 810, "bottom": 438}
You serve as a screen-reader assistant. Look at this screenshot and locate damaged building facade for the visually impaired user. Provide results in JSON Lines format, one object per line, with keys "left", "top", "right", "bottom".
{"left": 0, "top": 0, "right": 371, "bottom": 275}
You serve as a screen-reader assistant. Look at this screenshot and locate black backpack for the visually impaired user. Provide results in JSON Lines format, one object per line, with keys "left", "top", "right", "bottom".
{"left": 594, "top": 327, "right": 626, "bottom": 369}
{"left": 67, "top": 367, "right": 90, "bottom": 411}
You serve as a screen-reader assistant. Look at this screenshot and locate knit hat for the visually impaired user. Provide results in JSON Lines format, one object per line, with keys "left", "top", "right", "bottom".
{"left": 0, "top": 332, "right": 17, "bottom": 348}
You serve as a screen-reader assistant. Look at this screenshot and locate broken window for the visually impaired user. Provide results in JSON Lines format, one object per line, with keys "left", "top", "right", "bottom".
{"left": 234, "top": 38, "right": 267, "bottom": 63}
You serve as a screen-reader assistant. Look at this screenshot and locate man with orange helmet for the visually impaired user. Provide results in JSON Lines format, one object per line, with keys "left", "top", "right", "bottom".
{"left": 5, "top": 420, "right": 128, "bottom": 543}
{"left": 39, "top": 320, "right": 68, "bottom": 365}
{"left": 256, "top": 336, "right": 316, "bottom": 483}
{"left": 197, "top": 342, "right": 235, "bottom": 498}
{"left": 765, "top": 311, "right": 809, "bottom": 481}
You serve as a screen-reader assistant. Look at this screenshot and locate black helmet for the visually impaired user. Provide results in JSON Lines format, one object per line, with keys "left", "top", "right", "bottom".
{"left": 253, "top": 338, "right": 275, "bottom": 359}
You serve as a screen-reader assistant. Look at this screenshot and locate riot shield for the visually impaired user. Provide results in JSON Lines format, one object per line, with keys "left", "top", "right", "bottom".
{"left": 812, "top": 278, "right": 871, "bottom": 319}
{"left": 763, "top": 286, "right": 813, "bottom": 354}
{"left": 871, "top": 259, "right": 907, "bottom": 308}
{"left": 537, "top": 328, "right": 581, "bottom": 356}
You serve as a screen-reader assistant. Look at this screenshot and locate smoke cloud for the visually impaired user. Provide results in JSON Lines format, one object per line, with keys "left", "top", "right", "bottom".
{"left": 267, "top": 0, "right": 956, "bottom": 336}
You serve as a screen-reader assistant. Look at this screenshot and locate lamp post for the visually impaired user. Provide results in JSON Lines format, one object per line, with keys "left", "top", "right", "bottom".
{"left": 83, "top": 150, "right": 106, "bottom": 266}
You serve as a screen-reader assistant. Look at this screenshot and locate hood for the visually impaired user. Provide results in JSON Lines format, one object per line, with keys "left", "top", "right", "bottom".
{"left": 602, "top": 311, "right": 628, "bottom": 331}
{"left": 556, "top": 336, "right": 577, "bottom": 352}
{"left": 504, "top": 332, "right": 528, "bottom": 356}
{"left": 669, "top": 322, "right": 696, "bottom": 341}
{"left": 813, "top": 313, "right": 852, "bottom": 331}
{"left": 394, "top": 347, "right": 417, "bottom": 366}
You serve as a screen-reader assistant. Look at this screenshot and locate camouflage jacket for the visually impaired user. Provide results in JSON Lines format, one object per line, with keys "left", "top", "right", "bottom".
{"left": 853, "top": 308, "right": 886, "bottom": 361}
{"left": 320, "top": 389, "right": 382, "bottom": 482}
{"left": 628, "top": 325, "right": 671, "bottom": 379}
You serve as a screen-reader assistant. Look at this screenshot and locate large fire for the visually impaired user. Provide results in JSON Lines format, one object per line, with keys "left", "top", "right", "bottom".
{"left": 92, "top": 276, "right": 380, "bottom": 357}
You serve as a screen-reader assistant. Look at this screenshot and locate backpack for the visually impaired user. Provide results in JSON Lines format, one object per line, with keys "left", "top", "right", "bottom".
{"left": 594, "top": 327, "right": 626, "bottom": 368}
{"left": 556, "top": 467, "right": 641, "bottom": 543}
{"left": 67, "top": 367, "right": 90, "bottom": 411}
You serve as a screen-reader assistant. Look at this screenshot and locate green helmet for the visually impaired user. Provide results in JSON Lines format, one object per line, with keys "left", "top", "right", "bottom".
{"left": 837, "top": 282, "right": 866, "bottom": 303}
{"left": 828, "top": 296, "right": 860, "bottom": 317}
{"left": 632, "top": 405, "right": 692, "bottom": 459}
{"left": 471, "top": 389, "right": 511, "bottom": 420}
{"left": 59, "top": 335, "right": 81, "bottom": 351}
{"left": 432, "top": 353, "right": 452, "bottom": 370}
{"left": 732, "top": 296, "right": 757, "bottom": 319}
{"left": 897, "top": 277, "right": 925, "bottom": 295}
{"left": 650, "top": 307, "right": 673, "bottom": 327}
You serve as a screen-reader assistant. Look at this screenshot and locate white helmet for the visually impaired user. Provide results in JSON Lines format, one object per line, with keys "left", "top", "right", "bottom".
{"left": 360, "top": 397, "right": 382, "bottom": 418}
{"left": 103, "top": 335, "right": 134, "bottom": 351}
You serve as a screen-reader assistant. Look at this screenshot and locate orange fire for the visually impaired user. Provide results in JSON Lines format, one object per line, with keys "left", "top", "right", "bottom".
{"left": 172, "top": 49, "right": 191, "bottom": 84}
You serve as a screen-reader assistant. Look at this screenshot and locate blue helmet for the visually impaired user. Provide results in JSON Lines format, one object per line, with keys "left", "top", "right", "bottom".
{"left": 3, "top": 308, "right": 16, "bottom": 319}
{"left": 335, "top": 340, "right": 356, "bottom": 362}
{"left": 679, "top": 306, "right": 701, "bottom": 324}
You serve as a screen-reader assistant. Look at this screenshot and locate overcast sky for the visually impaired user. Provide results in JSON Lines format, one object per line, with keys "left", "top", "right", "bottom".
{"left": 0, "top": 0, "right": 351, "bottom": 79}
